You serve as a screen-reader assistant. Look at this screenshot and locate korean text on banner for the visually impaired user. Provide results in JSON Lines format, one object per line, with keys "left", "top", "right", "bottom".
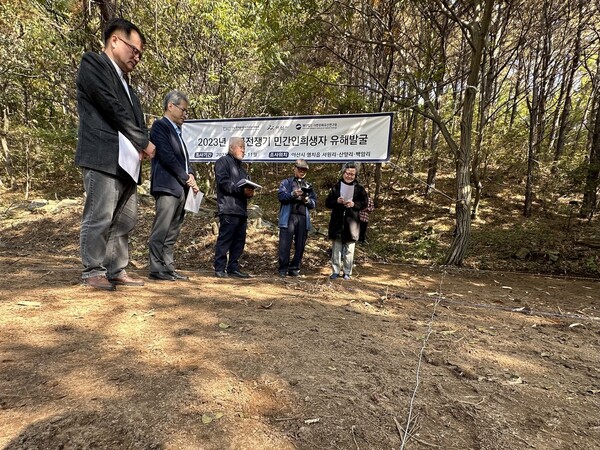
{"left": 181, "top": 112, "right": 393, "bottom": 163}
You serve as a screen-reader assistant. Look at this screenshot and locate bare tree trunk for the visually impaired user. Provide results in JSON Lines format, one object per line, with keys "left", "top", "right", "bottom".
{"left": 580, "top": 60, "right": 600, "bottom": 219}
{"left": 444, "top": 0, "right": 495, "bottom": 266}
{"left": 98, "top": 0, "right": 117, "bottom": 30}
{"left": 425, "top": 149, "right": 438, "bottom": 197}
{"left": 472, "top": 2, "right": 510, "bottom": 219}
{"left": 425, "top": 85, "right": 442, "bottom": 197}
{"left": 580, "top": 107, "right": 600, "bottom": 219}
{"left": 524, "top": 95, "right": 537, "bottom": 217}
{"left": 552, "top": 3, "right": 583, "bottom": 173}
{"left": 1, "top": 107, "right": 16, "bottom": 190}
{"left": 472, "top": 48, "right": 492, "bottom": 219}
{"left": 508, "top": 58, "right": 523, "bottom": 130}
{"left": 373, "top": 163, "right": 382, "bottom": 208}
{"left": 547, "top": 58, "right": 568, "bottom": 154}
{"left": 407, "top": 110, "right": 418, "bottom": 176}
{"left": 524, "top": 0, "right": 552, "bottom": 217}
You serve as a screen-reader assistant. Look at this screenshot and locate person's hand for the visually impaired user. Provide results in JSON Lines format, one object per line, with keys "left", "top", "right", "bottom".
{"left": 187, "top": 174, "right": 199, "bottom": 193}
{"left": 244, "top": 187, "right": 255, "bottom": 198}
{"left": 142, "top": 142, "right": 156, "bottom": 160}
{"left": 293, "top": 189, "right": 303, "bottom": 198}
{"left": 337, "top": 197, "right": 345, "bottom": 204}
{"left": 344, "top": 200, "right": 354, "bottom": 208}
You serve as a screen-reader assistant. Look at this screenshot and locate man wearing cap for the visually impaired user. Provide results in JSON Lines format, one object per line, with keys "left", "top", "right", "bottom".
{"left": 277, "top": 159, "right": 317, "bottom": 277}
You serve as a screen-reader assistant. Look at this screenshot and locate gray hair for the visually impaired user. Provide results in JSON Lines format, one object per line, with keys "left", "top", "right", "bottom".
{"left": 342, "top": 161, "right": 359, "bottom": 175}
{"left": 228, "top": 136, "right": 245, "bottom": 151}
{"left": 163, "top": 90, "right": 189, "bottom": 111}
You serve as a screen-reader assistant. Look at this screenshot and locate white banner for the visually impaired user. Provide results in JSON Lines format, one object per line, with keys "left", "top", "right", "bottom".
{"left": 181, "top": 112, "right": 393, "bottom": 163}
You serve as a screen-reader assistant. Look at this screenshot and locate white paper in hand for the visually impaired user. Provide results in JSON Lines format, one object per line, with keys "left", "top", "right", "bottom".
{"left": 340, "top": 183, "right": 354, "bottom": 202}
{"left": 118, "top": 132, "right": 141, "bottom": 182}
{"left": 185, "top": 190, "right": 204, "bottom": 213}
{"left": 236, "top": 178, "right": 262, "bottom": 190}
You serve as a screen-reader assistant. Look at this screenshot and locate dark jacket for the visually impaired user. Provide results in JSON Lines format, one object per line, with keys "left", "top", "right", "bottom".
{"left": 325, "top": 179, "right": 368, "bottom": 242}
{"left": 278, "top": 177, "right": 317, "bottom": 230}
{"left": 215, "top": 153, "right": 249, "bottom": 216}
{"left": 149, "top": 117, "right": 193, "bottom": 197}
{"left": 75, "top": 51, "right": 149, "bottom": 183}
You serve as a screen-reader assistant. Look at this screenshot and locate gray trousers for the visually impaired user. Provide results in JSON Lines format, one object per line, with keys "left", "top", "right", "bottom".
{"left": 331, "top": 238, "right": 356, "bottom": 276}
{"left": 80, "top": 168, "right": 137, "bottom": 279}
{"left": 148, "top": 192, "right": 186, "bottom": 273}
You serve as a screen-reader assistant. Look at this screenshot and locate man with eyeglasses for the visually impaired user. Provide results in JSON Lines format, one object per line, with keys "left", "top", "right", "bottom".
{"left": 75, "top": 18, "right": 156, "bottom": 291}
{"left": 148, "top": 90, "right": 198, "bottom": 281}
{"left": 213, "top": 137, "right": 256, "bottom": 279}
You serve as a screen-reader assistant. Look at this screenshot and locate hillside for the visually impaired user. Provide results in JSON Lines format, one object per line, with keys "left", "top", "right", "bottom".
{"left": 0, "top": 182, "right": 599, "bottom": 449}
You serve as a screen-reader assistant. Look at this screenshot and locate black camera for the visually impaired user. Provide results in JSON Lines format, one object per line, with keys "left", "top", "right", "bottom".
{"left": 300, "top": 181, "right": 313, "bottom": 194}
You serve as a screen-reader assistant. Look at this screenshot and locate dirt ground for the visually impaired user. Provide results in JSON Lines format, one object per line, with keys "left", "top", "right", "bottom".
{"left": 1, "top": 194, "right": 599, "bottom": 450}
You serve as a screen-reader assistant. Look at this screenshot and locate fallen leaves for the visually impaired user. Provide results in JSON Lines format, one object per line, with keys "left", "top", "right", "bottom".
{"left": 201, "top": 412, "right": 224, "bottom": 425}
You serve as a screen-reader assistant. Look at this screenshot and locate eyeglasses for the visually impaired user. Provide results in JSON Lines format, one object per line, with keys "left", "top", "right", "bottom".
{"left": 172, "top": 103, "right": 189, "bottom": 115}
{"left": 116, "top": 36, "right": 143, "bottom": 60}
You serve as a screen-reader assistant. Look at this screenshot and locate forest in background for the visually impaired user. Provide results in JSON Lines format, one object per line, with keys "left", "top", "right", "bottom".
{"left": 1, "top": 0, "right": 600, "bottom": 268}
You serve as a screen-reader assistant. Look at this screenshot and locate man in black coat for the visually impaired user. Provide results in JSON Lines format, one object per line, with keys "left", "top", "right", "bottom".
{"left": 325, "top": 162, "right": 368, "bottom": 280}
{"left": 76, "top": 18, "right": 155, "bottom": 291}
{"left": 213, "top": 137, "right": 256, "bottom": 278}
{"left": 148, "top": 90, "right": 199, "bottom": 281}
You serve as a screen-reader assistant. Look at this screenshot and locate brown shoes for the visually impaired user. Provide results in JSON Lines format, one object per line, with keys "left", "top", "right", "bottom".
{"left": 108, "top": 272, "right": 145, "bottom": 286}
{"left": 83, "top": 275, "right": 116, "bottom": 291}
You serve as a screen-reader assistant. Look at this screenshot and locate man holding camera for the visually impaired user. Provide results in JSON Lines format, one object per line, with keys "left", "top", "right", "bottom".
{"left": 277, "top": 159, "right": 317, "bottom": 277}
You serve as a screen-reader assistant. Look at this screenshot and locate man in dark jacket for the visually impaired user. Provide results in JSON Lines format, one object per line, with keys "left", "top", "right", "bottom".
{"left": 213, "top": 137, "right": 255, "bottom": 278}
{"left": 277, "top": 159, "right": 317, "bottom": 277}
{"left": 148, "top": 90, "right": 198, "bottom": 281}
{"left": 325, "top": 162, "right": 368, "bottom": 280}
{"left": 76, "top": 18, "right": 155, "bottom": 291}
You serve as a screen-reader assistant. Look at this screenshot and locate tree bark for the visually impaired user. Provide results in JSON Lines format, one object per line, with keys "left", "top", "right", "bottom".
{"left": 443, "top": 0, "right": 495, "bottom": 266}
{"left": 552, "top": 3, "right": 583, "bottom": 173}
{"left": 580, "top": 60, "right": 600, "bottom": 219}
{"left": 1, "top": 107, "right": 16, "bottom": 190}
{"left": 524, "top": 0, "right": 552, "bottom": 217}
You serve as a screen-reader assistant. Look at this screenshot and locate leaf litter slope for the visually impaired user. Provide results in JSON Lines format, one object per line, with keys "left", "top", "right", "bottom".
{"left": 0, "top": 197, "right": 599, "bottom": 449}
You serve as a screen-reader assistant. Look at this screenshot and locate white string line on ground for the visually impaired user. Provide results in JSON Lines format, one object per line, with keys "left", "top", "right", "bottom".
{"left": 398, "top": 270, "right": 446, "bottom": 450}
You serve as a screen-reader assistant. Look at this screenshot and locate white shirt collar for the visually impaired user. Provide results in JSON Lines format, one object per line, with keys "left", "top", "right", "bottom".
{"left": 108, "top": 56, "right": 126, "bottom": 80}
{"left": 166, "top": 117, "right": 180, "bottom": 132}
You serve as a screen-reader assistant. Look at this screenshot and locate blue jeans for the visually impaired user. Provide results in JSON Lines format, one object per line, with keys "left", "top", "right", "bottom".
{"left": 148, "top": 192, "right": 186, "bottom": 273}
{"left": 80, "top": 168, "right": 137, "bottom": 279}
{"left": 214, "top": 214, "right": 247, "bottom": 272}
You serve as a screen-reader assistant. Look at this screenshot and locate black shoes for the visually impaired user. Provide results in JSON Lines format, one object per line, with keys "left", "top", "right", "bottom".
{"left": 288, "top": 270, "right": 300, "bottom": 277}
{"left": 149, "top": 271, "right": 176, "bottom": 281}
{"left": 279, "top": 271, "right": 287, "bottom": 278}
{"left": 168, "top": 270, "right": 189, "bottom": 280}
{"left": 228, "top": 270, "right": 250, "bottom": 278}
{"left": 215, "top": 270, "right": 250, "bottom": 278}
